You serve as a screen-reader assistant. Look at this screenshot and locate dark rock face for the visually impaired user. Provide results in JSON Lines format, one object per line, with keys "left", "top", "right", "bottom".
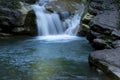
{"left": 0, "top": 7, "right": 23, "bottom": 28}
{"left": 24, "top": 11, "right": 37, "bottom": 36}
{"left": 92, "top": 38, "right": 107, "bottom": 50}
{"left": 90, "top": 10, "right": 119, "bottom": 35}
{"left": 0, "top": 0, "right": 37, "bottom": 36}
{"left": 89, "top": 48, "right": 120, "bottom": 80}
{"left": 111, "top": 30, "right": 120, "bottom": 40}
{"left": 85, "top": 0, "right": 120, "bottom": 79}
{"left": 86, "top": 0, "right": 120, "bottom": 50}
{"left": 112, "top": 40, "right": 120, "bottom": 48}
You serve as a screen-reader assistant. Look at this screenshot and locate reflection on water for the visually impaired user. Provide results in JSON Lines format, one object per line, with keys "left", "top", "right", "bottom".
{"left": 0, "top": 37, "right": 108, "bottom": 80}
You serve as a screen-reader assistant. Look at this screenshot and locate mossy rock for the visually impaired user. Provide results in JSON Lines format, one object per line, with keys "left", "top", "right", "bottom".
{"left": 82, "top": 12, "right": 94, "bottom": 24}
{"left": 78, "top": 24, "right": 90, "bottom": 36}
{"left": 24, "top": 10, "right": 37, "bottom": 36}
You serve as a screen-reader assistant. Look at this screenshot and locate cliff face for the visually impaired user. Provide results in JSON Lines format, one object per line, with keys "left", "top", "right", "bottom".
{"left": 83, "top": 0, "right": 120, "bottom": 79}
{"left": 0, "top": 0, "right": 36, "bottom": 38}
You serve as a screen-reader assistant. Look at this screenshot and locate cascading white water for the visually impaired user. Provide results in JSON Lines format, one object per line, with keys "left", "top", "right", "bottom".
{"left": 32, "top": 4, "right": 64, "bottom": 36}
{"left": 32, "top": 2, "right": 85, "bottom": 39}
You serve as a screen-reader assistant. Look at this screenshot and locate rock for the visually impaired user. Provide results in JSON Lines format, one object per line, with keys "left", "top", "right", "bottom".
{"left": 19, "top": 0, "right": 37, "bottom": 4}
{"left": 90, "top": 31, "right": 104, "bottom": 39}
{"left": 112, "top": 40, "right": 120, "bottom": 48}
{"left": 0, "top": 7, "right": 21, "bottom": 26}
{"left": 90, "top": 2, "right": 103, "bottom": 10}
{"left": 90, "top": 10, "right": 119, "bottom": 35}
{"left": 0, "top": 33, "right": 12, "bottom": 37}
{"left": 88, "top": 6, "right": 99, "bottom": 15}
{"left": 0, "top": 28, "right": 2, "bottom": 31}
{"left": 92, "top": 38, "right": 107, "bottom": 50}
{"left": 111, "top": 30, "right": 120, "bottom": 40}
{"left": 87, "top": 31, "right": 105, "bottom": 43}
{"left": 24, "top": 10, "right": 37, "bottom": 36}
{"left": 0, "top": 2, "right": 30, "bottom": 33}
{"left": 45, "top": 0, "right": 82, "bottom": 12}
{"left": 87, "top": 31, "right": 96, "bottom": 43}
{"left": 12, "top": 27, "right": 30, "bottom": 35}
{"left": 58, "top": 11, "right": 71, "bottom": 20}
{"left": 82, "top": 13, "right": 94, "bottom": 24}
{"left": 89, "top": 48, "right": 120, "bottom": 80}
{"left": 78, "top": 24, "right": 90, "bottom": 36}
{"left": 88, "top": 0, "right": 103, "bottom": 15}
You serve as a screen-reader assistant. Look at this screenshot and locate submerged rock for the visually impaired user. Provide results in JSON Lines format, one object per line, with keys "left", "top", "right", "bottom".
{"left": 89, "top": 48, "right": 120, "bottom": 80}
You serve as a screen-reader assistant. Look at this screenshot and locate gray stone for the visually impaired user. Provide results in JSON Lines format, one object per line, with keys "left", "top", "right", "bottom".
{"left": 0, "top": 33, "right": 12, "bottom": 37}
{"left": 112, "top": 40, "right": 120, "bottom": 48}
{"left": 58, "top": 11, "right": 70, "bottom": 20}
{"left": 89, "top": 48, "right": 120, "bottom": 80}
{"left": 90, "top": 2, "right": 103, "bottom": 10}
{"left": 92, "top": 38, "right": 107, "bottom": 50}
{"left": 112, "top": 30, "right": 120, "bottom": 40}
{"left": 0, "top": 2, "right": 30, "bottom": 33}
{"left": 90, "top": 10, "right": 119, "bottom": 35}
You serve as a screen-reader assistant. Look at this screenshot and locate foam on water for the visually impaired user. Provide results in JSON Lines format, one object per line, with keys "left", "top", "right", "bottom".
{"left": 35, "top": 35, "right": 85, "bottom": 42}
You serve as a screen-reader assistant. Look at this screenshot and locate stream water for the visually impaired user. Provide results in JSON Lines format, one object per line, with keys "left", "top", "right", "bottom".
{"left": 0, "top": 0, "right": 110, "bottom": 80}
{"left": 0, "top": 37, "right": 109, "bottom": 80}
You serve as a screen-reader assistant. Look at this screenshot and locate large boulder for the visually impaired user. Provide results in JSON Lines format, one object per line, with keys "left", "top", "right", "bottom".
{"left": 89, "top": 48, "right": 120, "bottom": 80}
{"left": 0, "top": 1, "right": 33, "bottom": 35}
{"left": 90, "top": 10, "right": 119, "bottom": 35}
{"left": 85, "top": 0, "right": 120, "bottom": 50}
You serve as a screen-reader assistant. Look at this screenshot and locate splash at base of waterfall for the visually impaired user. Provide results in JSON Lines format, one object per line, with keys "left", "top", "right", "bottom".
{"left": 35, "top": 34, "right": 85, "bottom": 42}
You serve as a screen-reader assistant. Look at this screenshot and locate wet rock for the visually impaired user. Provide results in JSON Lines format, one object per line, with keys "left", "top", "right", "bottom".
{"left": 0, "top": 2, "right": 30, "bottom": 33}
{"left": 58, "top": 11, "right": 71, "bottom": 20}
{"left": 90, "top": 10, "right": 119, "bottom": 35}
{"left": 89, "top": 48, "right": 120, "bottom": 80}
{"left": 90, "top": 2, "right": 103, "bottom": 10}
{"left": 88, "top": 0, "right": 103, "bottom": 15}
{"left": 112, "top": 40, "right": 120, "bottom": 48}
{"left": 23, "top": 0, "right": 36, "bottom": 4}
{"left": 88, "top": 6, "right": 99, "bottom": 15}
{"left": 12, "top": 27, "right": 30, "bottom": 35}
{"left": 87, "top": 31, "right": 105, "bottom": 43}
{"left": 75, "top": 76, "right": 87, "bottom": 80}
{"left": 92, "top": 38, "right": 107, "bottom": 50}
{"left": 24, "top": 10, "right": 37, "bottom": 36}
{"left": 88, "top": 77, "right": 99, "bottom": 80}
{"left": 45, "top": 0, "right": 82, "bottom": 12}
{"left": 111, "top": 30, "right": 120, "bottom": 40}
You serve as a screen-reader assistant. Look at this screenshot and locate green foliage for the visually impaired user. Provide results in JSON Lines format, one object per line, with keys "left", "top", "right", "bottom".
{"left": 0, "top": 0, "right": 20, "bottom": 8}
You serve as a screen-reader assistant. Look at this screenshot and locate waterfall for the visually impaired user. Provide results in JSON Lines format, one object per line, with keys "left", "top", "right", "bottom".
{"left": 32, "top": 3, "right": 85, "bottom": 36}
{"left": 32, "top": 4, "right": 64, "bottom": 36}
